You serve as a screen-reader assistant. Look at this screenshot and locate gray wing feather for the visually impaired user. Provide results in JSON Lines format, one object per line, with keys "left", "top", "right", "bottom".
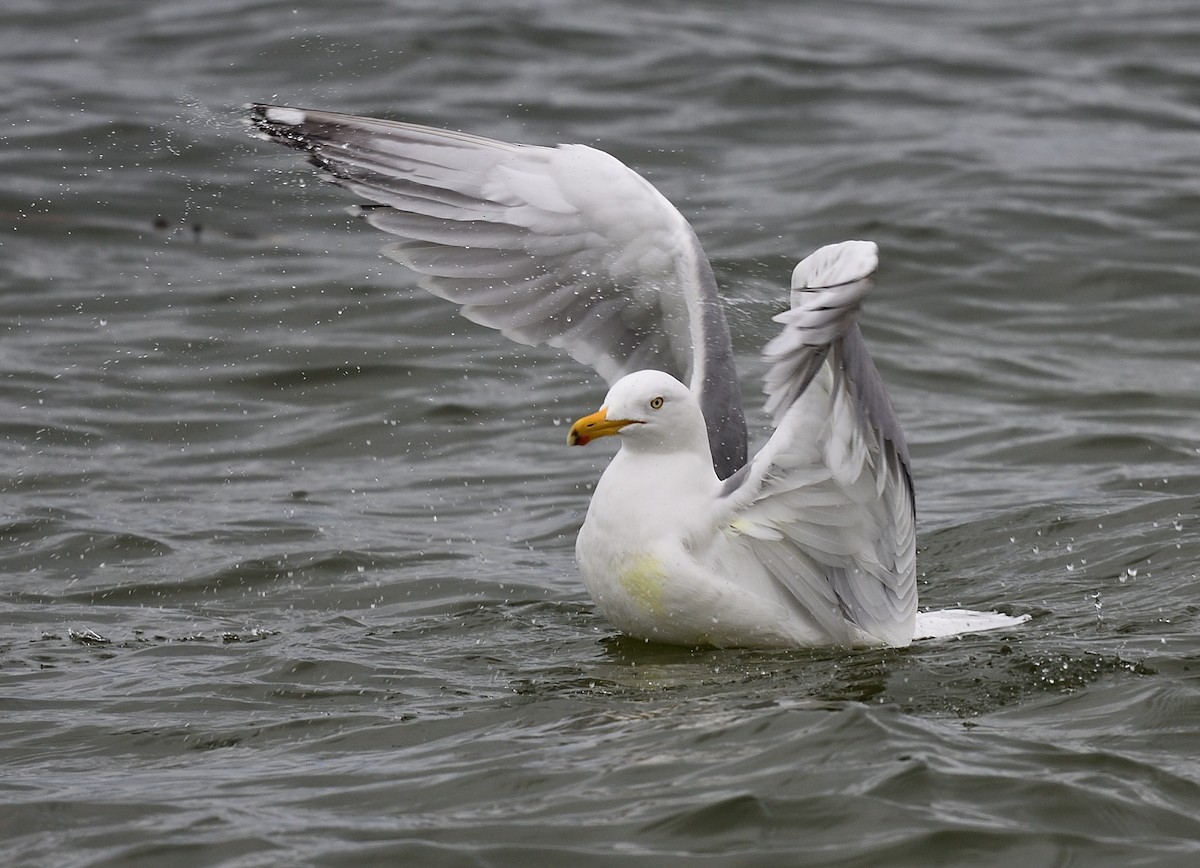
{"left": 718, "top": 241, "right": 916, "bottom": 646}
{"left": 247, "top": 104, "right": 747, "bottom": 477}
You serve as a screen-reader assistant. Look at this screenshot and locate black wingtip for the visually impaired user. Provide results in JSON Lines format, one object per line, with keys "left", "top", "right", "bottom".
{"left": 245, "top": 104, "right": 319, "bottom": 152}
{"left": 244, "top": 102, "right": 276, "bottom": 130}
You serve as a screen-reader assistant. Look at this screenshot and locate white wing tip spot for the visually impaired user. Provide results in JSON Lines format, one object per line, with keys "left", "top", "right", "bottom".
{"left": 263, "top": 107, "right": 307, "bottom": 126}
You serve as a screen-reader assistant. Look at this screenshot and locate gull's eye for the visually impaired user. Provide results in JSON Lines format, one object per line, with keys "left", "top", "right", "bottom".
{"left": 649, "top": 396, "right": 664, "bottom": 410}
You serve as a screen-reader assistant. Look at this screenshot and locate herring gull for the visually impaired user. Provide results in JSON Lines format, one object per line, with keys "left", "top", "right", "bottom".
{"left": 247, "top": 104, "right": 1027, "bottom": 648}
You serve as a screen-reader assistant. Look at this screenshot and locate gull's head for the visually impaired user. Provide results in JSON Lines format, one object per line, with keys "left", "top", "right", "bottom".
{"left": 567, "top": 370, "right": 701, "bottom": 450}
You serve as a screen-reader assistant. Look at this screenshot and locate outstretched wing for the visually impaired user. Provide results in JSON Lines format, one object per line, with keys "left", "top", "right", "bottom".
{"left": 716, "top": 241, "right": 916, "bottom": 646}
{"left": 246, "top": 104, "right": 747, "bottom": 478}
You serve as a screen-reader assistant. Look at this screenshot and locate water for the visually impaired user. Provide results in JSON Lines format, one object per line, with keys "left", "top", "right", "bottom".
{"left": 3, "top": 0, "right": 1200, "bottom": 864}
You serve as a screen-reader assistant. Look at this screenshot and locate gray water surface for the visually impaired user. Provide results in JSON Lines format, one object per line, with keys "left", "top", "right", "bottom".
{"left": 3, "top": 1, "right": 1200, "bottom": 865}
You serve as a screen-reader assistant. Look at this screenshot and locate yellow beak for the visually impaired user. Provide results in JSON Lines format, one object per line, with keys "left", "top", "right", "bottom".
{"left": 567, "top": 406, "right": 637, "bottom": 446}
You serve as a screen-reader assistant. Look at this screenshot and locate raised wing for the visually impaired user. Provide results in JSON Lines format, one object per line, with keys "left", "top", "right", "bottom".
{"left": 716, "top": 241, "right": 916, "bottom": 646}
{"left": 246, "top": 104, "right": 747, "bottom": 478}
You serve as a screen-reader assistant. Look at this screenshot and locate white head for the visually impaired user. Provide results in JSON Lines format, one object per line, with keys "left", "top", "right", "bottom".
{"left": 567, "top": 370, "right": 708, "bottom": 455}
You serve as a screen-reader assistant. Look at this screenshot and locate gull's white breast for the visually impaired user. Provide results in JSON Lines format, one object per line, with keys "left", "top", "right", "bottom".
{"left": 575, "top": 448, "right": 840, "bottom": 648}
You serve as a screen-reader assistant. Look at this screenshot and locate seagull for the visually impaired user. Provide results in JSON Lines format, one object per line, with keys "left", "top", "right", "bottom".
{"left": 247, "top": 104, "right": 1026, "bottom": 648}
